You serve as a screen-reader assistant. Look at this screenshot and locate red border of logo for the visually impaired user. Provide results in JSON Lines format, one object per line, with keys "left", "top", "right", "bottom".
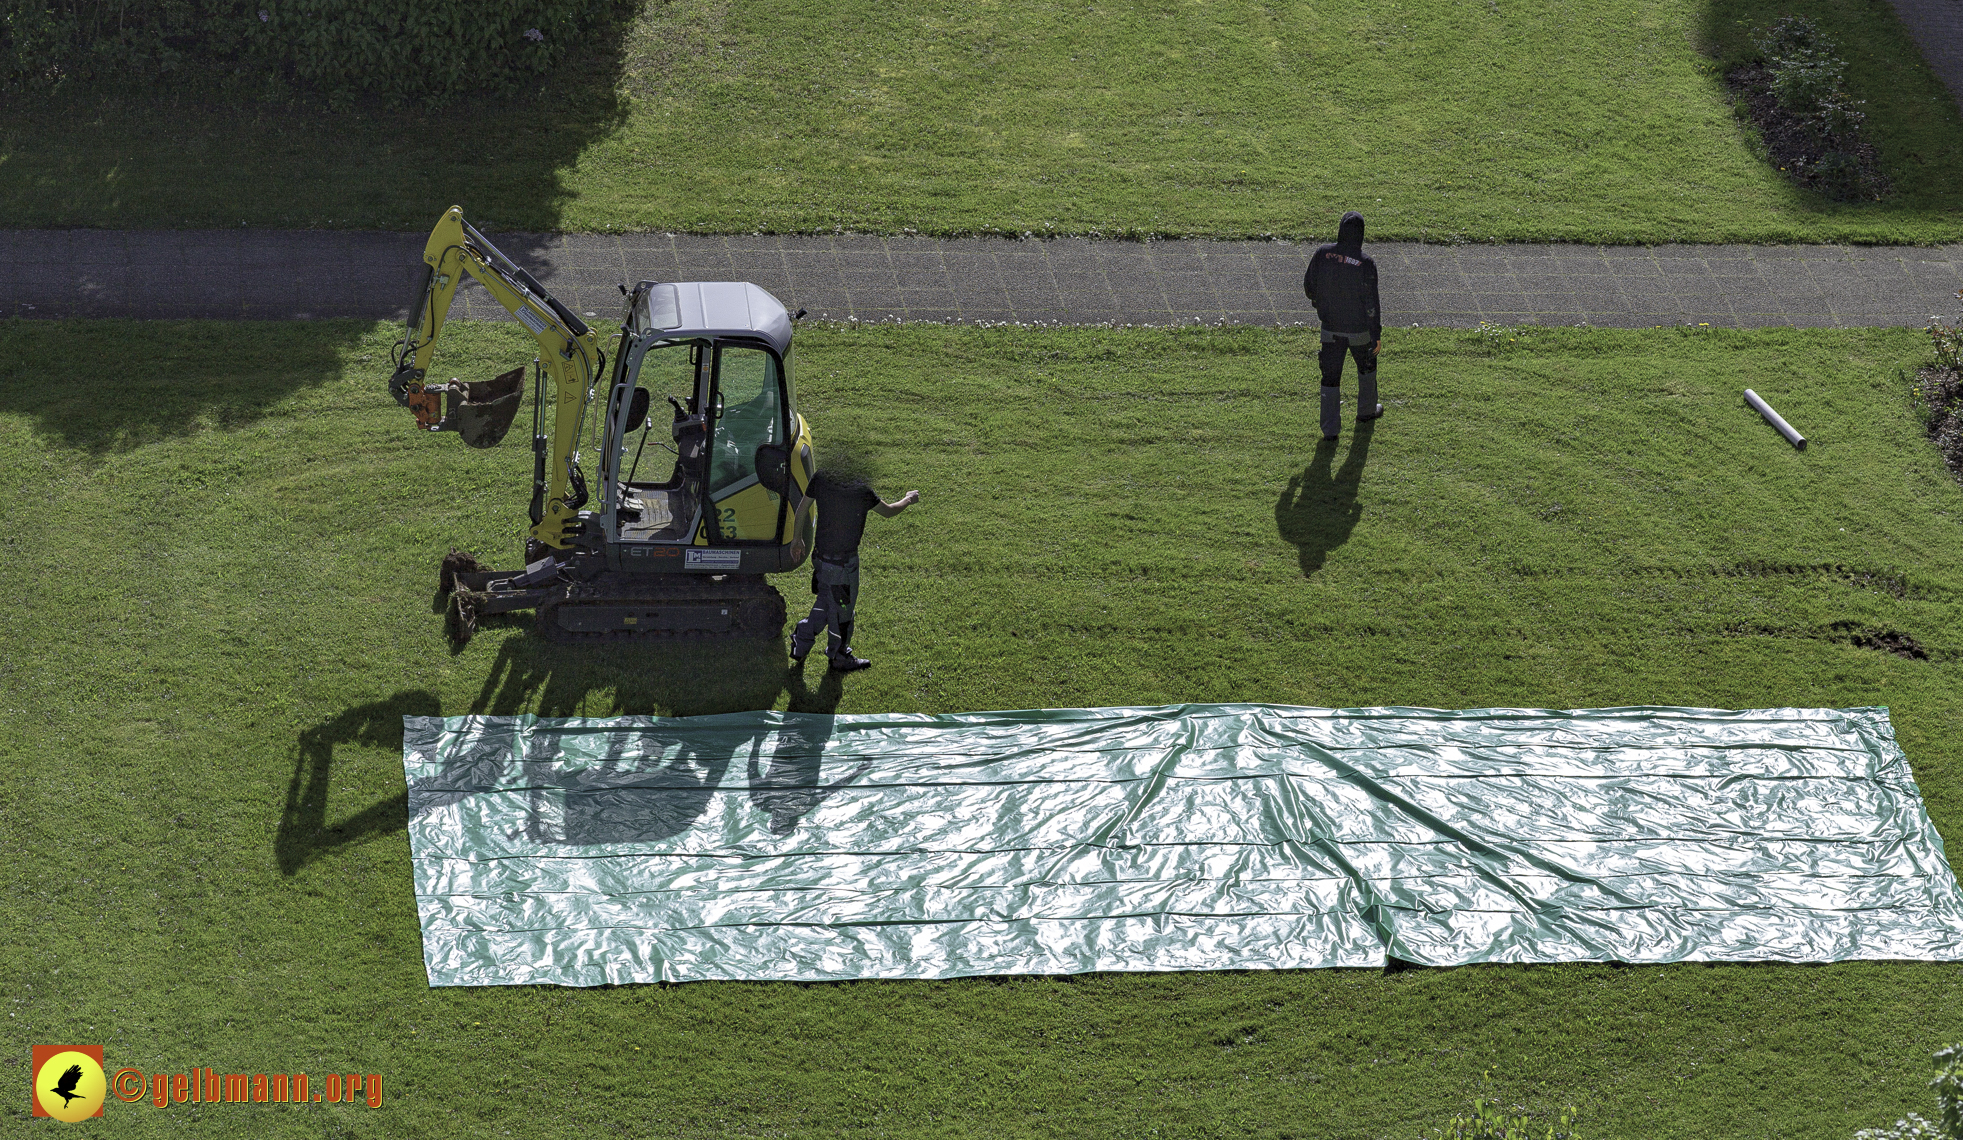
{"left": 32, "top": 1044, "right": 105, "bottom": 1119}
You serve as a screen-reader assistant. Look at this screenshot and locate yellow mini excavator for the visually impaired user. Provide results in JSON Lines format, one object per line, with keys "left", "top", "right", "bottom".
{"left": 388, "top": 206, "right": 816, "bottom": 644}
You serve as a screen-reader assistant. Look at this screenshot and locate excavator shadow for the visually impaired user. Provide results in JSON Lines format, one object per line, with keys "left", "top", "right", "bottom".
{"left": 280, "top": 634, "right": 852, "bottom": 873}
{"left": 278, "top": 689, "right": 439, "bottom": 876}
{"left": 469, "top": 634, "right": 805, "bottom": 718}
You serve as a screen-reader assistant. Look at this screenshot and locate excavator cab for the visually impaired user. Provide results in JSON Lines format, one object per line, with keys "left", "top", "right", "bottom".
{"left": 599, "top": 282, "right": 815, "bottom": 573}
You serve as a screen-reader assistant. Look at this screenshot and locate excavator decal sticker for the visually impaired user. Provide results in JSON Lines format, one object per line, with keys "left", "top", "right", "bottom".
{"left": 685, "top": 549, "right": 742, "bottom": 569}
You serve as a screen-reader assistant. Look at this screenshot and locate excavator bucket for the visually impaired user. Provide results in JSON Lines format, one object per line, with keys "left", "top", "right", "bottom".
{"left": 444, "top": 367, "right": 525, "bottom": 449}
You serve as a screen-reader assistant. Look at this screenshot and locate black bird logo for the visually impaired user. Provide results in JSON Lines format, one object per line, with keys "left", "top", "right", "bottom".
{"left": 50, "top": 1064, "right": 83, "bottom": 1107}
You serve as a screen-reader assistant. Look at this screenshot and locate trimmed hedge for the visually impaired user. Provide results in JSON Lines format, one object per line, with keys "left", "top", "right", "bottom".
{"left": 1, "top": 0, "right": 619, "bottom": 102}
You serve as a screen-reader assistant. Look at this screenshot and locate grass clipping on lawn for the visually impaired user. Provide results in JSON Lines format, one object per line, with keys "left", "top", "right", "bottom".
{"left": 4, "top": 319, "right": 1963, "bottom": 1138}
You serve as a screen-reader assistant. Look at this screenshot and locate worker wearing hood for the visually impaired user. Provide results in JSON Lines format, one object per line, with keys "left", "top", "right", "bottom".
{"left": 1303, "top": 211, "right": 1384, "bottom": 441}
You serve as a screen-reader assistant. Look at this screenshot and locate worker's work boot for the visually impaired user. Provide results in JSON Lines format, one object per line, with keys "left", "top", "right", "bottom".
{"left": 829, "top": 652, "right": 872, "bottom": 673}
{"left": 1357, "top": 370, "right": 1384, "bottom": 422}
{"left": 1320, "top": 385, "right": 1342, "bottom": 441}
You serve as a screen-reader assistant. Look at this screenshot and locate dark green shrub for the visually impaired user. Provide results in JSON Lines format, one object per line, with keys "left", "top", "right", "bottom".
{"left": 1931, "top": 292, "right": 1963, "bottom": 373}
{"left": 1750, "top": 16, "right": 1866, "bottom": 133}
{"left": 1812, "top": 148, "right": 1864, "bottom": 197}
{"left": 1767, "top": 52, "right": 1845, "bottom": 115}
{"left": 1, "top": 0, "right": 621, "bottom": 103}
{"left": 1752, "top": 13, "right": 1824, "bottom": 62}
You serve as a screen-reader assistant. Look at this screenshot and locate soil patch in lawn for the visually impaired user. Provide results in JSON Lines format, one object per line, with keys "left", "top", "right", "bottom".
{"left": 1856, "top": 630, "right": 1930, "bottom": 660}
{"left": 1914, "top": 363, "right": 1963, "bottom": 482}
{"left": 1833, "top": 625, "right": 1933, "bottom": 660}
{"left": 1727, "top": 63, "right": 1889, "bottom": 201}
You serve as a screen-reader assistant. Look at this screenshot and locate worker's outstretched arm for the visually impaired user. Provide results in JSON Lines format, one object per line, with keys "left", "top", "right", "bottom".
{"left": 873, "top": 490, "right": 921, "bottom": 517}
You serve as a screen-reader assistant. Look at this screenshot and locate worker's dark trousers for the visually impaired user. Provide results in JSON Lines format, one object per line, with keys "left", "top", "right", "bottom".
{"left": 1318, "top": 331, "right": 1377, "bottom": 438}
{"left": 792, "top": 556, "right": 860, "bottom": 663}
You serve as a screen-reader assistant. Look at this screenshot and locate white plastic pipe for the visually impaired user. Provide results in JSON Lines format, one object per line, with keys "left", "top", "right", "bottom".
{"left": 1744, "top": 389, "right": 1806, "bottom": 450}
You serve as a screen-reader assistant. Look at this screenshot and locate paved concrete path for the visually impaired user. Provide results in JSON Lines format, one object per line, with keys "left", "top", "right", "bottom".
{"left": 4, "top": 228, "right": 1959, "bottom": 329}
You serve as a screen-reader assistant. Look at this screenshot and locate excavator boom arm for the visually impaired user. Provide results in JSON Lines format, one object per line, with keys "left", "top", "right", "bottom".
{"left": 389, "top": 207, "right": 604, "bottom": 549}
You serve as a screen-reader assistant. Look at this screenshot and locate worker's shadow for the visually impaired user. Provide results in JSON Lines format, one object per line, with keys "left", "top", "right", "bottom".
{"left": 1275, "top": 424, "right": 1374, "bottom": 576}
{"left": 753, "top": 667, "right": 862, "bottom": 836}
{"left": 279, "top": 636, "right": 858, "bottom": 873}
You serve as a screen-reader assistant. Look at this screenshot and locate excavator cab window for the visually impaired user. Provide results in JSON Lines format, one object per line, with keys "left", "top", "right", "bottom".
{"left": 625, "top": 342, "right": 699, "bottom": 488}
{"left": 610, "top": 340, "right": 704, "bottom": 541}
{"left": 707, "top": 345, "right": 788, "bottom": 542}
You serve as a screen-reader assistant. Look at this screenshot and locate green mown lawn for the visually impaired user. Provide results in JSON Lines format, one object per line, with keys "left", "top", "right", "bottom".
{"left": 4, "top": 319, "right": 1962, "bottom": 1138}
{"left": 3, "top": 0, "right": 1960, "bottom": 243}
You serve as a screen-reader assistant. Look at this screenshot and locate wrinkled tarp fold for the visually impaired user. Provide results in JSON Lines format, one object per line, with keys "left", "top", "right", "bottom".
{"left": 398, "top": 704, "right": 1963, "bottom": 986}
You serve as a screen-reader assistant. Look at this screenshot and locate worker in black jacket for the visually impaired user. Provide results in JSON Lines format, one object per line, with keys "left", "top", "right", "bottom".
{"left": 790, "top": 468, "right": 920, "bottom": 673}
{"left": 1303, "top": 211, "right": 1384, "bottom": 441}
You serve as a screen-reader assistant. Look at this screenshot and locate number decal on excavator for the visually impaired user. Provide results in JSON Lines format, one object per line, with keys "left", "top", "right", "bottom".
{"left": 719, "top": 507, "right": 738, "bottom": 529}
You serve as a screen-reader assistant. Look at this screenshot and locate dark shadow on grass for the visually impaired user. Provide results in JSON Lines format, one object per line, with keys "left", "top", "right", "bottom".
{"left": 0, "top": 9, "right": 632, "bottom": 234}
{"left": 279, "top": 631, "right": 865, "bottom": 873}
{"left": 469, "top": 635, "right": 798, "bottom": 718}
{"left": 0, "top": 318, "right": 375, "bottom": 455}
{"left": 1276, "top": 424, "right": 1373, "bottom": 576}
{"left": 1696, "top": 0, "right": 1963, "bottom": 213}
{"left": 279, "top": 689, "right": 440, "bottom": 876}
{"left": 446, "top": 636, "right": 859, "bottom": 842}
{"left": 466, "top": 635, "right": 854, "bottom": 839}
{"left": 0, "top": 17, "right": 635, "bottom": 439}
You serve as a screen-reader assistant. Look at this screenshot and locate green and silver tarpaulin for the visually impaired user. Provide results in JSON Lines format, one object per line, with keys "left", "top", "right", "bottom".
{"left": 400, "top": 704, "right": 1963, "bottom": 986}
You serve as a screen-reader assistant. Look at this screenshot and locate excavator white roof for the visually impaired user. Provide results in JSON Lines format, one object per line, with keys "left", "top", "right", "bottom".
{"left": 635, "top": 281, "right": 793, "bottom": 355}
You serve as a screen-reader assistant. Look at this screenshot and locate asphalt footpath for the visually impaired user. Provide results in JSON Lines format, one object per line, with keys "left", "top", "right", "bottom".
{"left": 2, "top": 228, "right": 1959, "bottom": 330}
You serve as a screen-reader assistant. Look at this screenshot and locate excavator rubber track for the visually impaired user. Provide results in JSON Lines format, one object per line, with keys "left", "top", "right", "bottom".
{"left": 534, "top": 573, "right": 787, "bottom": 643}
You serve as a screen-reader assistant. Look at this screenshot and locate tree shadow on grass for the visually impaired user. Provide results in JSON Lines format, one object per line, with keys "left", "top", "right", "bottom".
{"left": 0, "top": 10, "right": 633, "bottom": 234}
{"left": 0, "top": 318, "right": 375, "bottom": 456}
{"left": 279, "top": 633, "right": 857, "bottom": 873}
{"left": 1275, "top": 424, "right": 1373, "bottom": 576}
{"left": 0, "top": 14, "right": 637, "bottom": 449}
